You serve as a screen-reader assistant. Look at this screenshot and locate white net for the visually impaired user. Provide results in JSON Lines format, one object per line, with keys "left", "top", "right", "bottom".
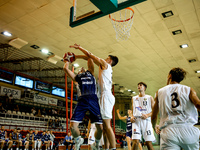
{"left": 109, "top": 8, "right": 134, "bottom": 41}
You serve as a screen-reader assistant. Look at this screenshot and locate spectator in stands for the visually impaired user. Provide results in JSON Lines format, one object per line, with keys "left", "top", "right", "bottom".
{"left": 57, "top": 109, "right": 60, "bottom": 115}
{"left": 40, "top": 131, "right": 50, "bottom": 150}
{"left": 54, "top": 118, "right": 59, "bottom": 129}
{"left": 34, "top": 130, "right": 42, "bottom": 150}
{"left": 24, "top": 129, "right": 35, "bottom": 150}
{"left": 48, "top": 109, "right": 52, "bottom": 116}
{"left": 42, "top": 108, "right": 47, "bottom": 116}
{"left": 48, "top": 119, "right": 53, "bottom": 128}
{"left": 31, "top": 107, "right": 36, "bottom": 115}
{"left": 0, "top": 102, "right": 5, "bottom": 113}
{"left": 0, "top": 126, "right": 7, "bottom": 150}
{"left": 36, "top": 109, "right": 42, "bottom": 117}
{"left": 63, "top": 132, "right": 74, "bottom": 150}
{"left": 121, "top": 134, "right": 127, "bottom": 148}
{"left": 13, "top": 104, "right": 20, "bottom": 112}
{"left": 16, "top": 128, "right": 22, "bottom": 150}
{"left": 57, "top": 118, "right": 63, "bottom": 131}
{"left": 52, "top": 108, "right": 57, "bottom": 116}
{"left": 5, "top": 93, "right": 12, "bottom": 110}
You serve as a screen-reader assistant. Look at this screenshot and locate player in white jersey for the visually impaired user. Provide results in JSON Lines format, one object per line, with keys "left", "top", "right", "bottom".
{"left": 131, "top": 82, "right": 155, "bottom": 150}
{"left": 70, "top": 44, "right": 118, "bottom": 150}
{"left": 87, "top": 120, "right": 104, "bottom": 150}
{"left": 152, "top": 67, "right": 200, "bottom": 150}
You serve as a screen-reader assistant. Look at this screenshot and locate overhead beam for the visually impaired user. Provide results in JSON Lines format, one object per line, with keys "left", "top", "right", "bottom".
{"left": 0, "top": 57, "right": 43, "bottom": 64}
{"left": 14, "top": 67, "right": 63, "bottom": 72}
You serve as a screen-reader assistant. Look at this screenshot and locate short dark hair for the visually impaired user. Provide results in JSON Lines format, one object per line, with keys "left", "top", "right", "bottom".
{"left": 109, "top": 55, "right": 118, "bottom": 67}
{"left": 138, "top": 82, "right": 147, "bottom": 90}
{"left": 17, "top": 128, "right": 21, "bottom": 130}
{"left": 169, "top": 68, "right": 186, "bottom": 83}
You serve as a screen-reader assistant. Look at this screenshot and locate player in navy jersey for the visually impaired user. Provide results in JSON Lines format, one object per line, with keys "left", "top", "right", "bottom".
{"left": 40, "top": 131, "right": 50, "bottom": 150}
{"left": 16, "top": 128, "right": 22, "bottom": 150}
{"left": 116, "top": 109, "right": 143, "bottom": 150}
{"left": 9, "top": 128, "right": 18, "bottom": 150}
{"left": 63, "top": 57, "right": 103, "bottom": 150}
{"left": 24, "top": 129, "right": 35, "bottom": 150}
{"left": 34, "top": 130, "right": 42, "bottom": 150}
{"left": 0, "top": 126, "right": 7, "bottom": 150}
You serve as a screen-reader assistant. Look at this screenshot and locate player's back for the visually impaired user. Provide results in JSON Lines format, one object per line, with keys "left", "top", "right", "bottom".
{"left": 158, "top": 84, "right": 198, "bottom": 129}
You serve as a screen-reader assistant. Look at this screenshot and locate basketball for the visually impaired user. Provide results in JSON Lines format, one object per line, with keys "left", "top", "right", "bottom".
{"left": 63, "top": 52, "right": 75, "bottom": 63}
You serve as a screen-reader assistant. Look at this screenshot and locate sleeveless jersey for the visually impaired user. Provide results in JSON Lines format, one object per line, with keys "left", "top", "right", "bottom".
{"left": 132, "top": 95, "right": 152, "bottom": 121}
{"left": 34, "top": 133, "right": 41, "bottom": 140}
{"left": 29, "top": 133, "right": 34, "bottom": 140}
{"left": 41, "top": 134, "right": 50, "bottom": 141}
{"left": 0, "top": 130, "right": 5, "bottom": 140}
{"left": 12, "top": 132, "right": 17, "bottom": 140}
{"left": 158, "top": 84, "right": 198, "bottom": 129}
{"left": 98, "top": 64, "right": 112, "bottom": 93}
{"left": 126, "top": 117, "right": 132, "bottom": 132}
{"left": 75, "top": 70, "right": 96, "bottom": 96}
{"left": 18, "top": 133, "right": 22, "bottom": 140}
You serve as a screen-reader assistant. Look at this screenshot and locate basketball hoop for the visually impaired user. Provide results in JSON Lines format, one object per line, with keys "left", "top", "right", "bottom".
{"left": 109, "top": 7, "right": 134, "bottom": 41}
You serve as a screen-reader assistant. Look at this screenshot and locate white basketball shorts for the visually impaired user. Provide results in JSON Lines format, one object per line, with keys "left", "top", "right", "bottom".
{"left": 98, "top": 92, "right": 115, "bottom": 119}
{"left": 132, "top": 118, "right": 155, "bottom": 142}
{"left": 160, "top": 124, "right": 199, "bottom": 150}
{"left": 88, "top": 125, "right": 104, "bottom": 146}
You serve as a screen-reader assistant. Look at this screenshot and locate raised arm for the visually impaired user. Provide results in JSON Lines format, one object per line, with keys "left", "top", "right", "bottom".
{"left": 189, "top": 87, "right": 200, "bottom": 111}
{"left": 116, "top": 109, "right": 127, "bottom": 120}
{"left": 151, "top": 91, "right": 159, "bottom": 129}
{"left": 63, "top": 61, "right": 76, "bottom": 81}
{"left": 87, "top": 58, "right": 94, "bottom": 75}
{"left": 70, "top": 44, "right": 107, "bottom": 68}
{"left": 75, "top": 55, "right": 89, "bottom": 60}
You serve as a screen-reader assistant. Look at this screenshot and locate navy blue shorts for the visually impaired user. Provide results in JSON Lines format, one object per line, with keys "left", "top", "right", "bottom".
{"left": 71, "top": 94, "right": 102, "bottom": 124}
{"left": 126, "top": 131, "right": 132, "bottom": 138}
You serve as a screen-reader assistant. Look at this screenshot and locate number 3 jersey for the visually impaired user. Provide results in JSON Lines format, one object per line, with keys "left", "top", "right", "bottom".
{"left": 132, "top": 95, "right": 152, "bottom": 121}
{"left": 158, "top": 84, "right": 198, "bottom": 129}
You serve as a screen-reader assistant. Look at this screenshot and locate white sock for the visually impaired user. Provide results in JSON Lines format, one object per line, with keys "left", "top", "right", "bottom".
{"left": 16, "top": 148, "right": 19, "bottom": 150}
{"left": 111, "top": 148, "right": 116, "bottom": 150}
{"left": 74, "top": 136, "right": 81, "bottom": 143}
{"left": 95, "top": 139, "right": 100, "bottom": 146}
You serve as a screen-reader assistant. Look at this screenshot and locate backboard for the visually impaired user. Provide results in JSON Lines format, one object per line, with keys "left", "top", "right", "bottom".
{"left": 70, "top": 0, "right": 146, "bottom": 27}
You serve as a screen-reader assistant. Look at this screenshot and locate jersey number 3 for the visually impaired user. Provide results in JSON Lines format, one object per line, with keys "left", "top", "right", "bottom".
{"left": 171, "top": 92, "right": 180, "bottom": 108}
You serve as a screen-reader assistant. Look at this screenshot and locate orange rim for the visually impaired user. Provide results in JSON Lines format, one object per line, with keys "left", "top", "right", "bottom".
{"left": 109, "top": 7, "right": 134, "bottom": 22}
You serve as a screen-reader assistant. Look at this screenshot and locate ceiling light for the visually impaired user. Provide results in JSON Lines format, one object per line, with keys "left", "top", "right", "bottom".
{"left": 195, "top": 70, "right": 200, "bottom": 73}
{"left": 128, "top": 89, "right": 131, "bottom": 92}
{"left": 172, "top": 30, "right": 182, "bottom": 35}
{"left": 188, "top": 59, "right": 196, "bottom": 63}
{"left": 132, "top": 91, "right": 136, "bottom": 94}
{"left": 1, "top": 31, "right": 12, "bottom": 37}
{"left": 162, "top": 10, "right": 173, "bottom": 18}
{"left": 41, "top": 49, "right": 49, "bottom": 54}
{"left": 30, "top": 45, "right": 40, "bottom": 49}
{"left": 180, "top": 44, "right": 188, "bottom": 48}
{"left": 73, "top": 63, "right": 79, "bottom": 67}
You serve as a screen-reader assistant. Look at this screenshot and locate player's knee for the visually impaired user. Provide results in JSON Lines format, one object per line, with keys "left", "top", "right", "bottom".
{"left": 132, "top": 140, "right": 139, "bottom": 145}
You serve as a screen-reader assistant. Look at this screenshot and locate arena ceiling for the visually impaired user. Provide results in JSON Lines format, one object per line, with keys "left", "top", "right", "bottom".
{"left": 0, "top": 0, "right": 200, "bottom": 99}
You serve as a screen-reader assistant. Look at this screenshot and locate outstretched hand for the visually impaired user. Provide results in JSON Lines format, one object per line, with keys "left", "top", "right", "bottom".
{"left": 69, "top": 43, "right": 80, "bottom": 49}
{"left": 116, "top": 109, "right": 119, "bottom": 113}
{"left": 130, "top": 116, "right": 136, "bottom": 123}
{"left": 155, "top": 125, "right": 161, "bottom": 135}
